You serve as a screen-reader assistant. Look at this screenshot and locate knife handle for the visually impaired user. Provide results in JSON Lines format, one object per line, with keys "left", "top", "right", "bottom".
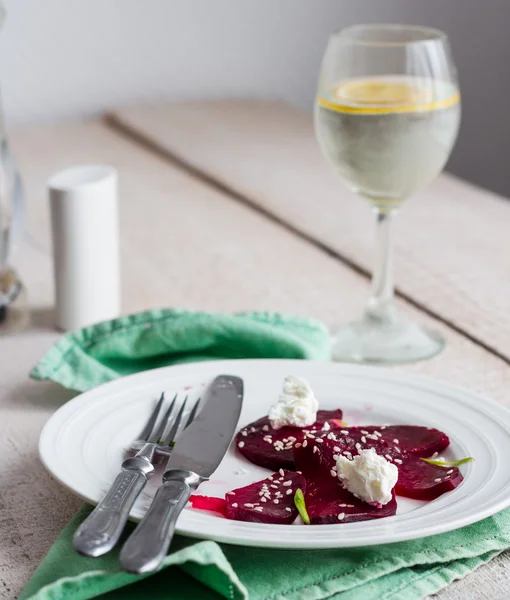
{"left": 73, "top": 454, "right": 155, "bottom": 557}
{"left": 119, "top": 470, "right": 201, "bottom": 574}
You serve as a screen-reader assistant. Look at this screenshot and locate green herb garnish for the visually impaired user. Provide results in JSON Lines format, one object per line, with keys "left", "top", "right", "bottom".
{"left": 294, "top": 488, "right": 310, "bottom": 525}
{"left": 420, "top": 457, "right": 474, "bottom": 467}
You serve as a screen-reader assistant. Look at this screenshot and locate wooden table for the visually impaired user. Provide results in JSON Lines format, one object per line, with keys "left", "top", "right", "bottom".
{"left": 2, "top": 102, "right": 510, "bottom": 599}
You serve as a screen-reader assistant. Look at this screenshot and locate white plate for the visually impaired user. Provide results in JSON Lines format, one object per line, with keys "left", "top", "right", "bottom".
{"left": 40, "top": 359, "right": 510, "bottom": 549}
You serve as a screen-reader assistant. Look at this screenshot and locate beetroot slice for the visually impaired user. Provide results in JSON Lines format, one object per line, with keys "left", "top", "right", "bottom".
{"left": 320, "top": 428, "right": 462, "bottom": 501}
{"left": 294, "top": 437, "right": 397, "bottom": 524}
{"left": 395, "top": 457, "right": 463, "bottom": 500}
{"left": 235, "top": 409, "right": 343, "bottom": 471}
{"left": 344, "top": 425, "right": 449, "bottom": 457}
{"left": 225, "top": 470, "right": 306, "bottom": 524}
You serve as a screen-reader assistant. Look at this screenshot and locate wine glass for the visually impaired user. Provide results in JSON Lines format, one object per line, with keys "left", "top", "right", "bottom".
{"left": 315, "top": 24, "right": 461, "bottom": 364}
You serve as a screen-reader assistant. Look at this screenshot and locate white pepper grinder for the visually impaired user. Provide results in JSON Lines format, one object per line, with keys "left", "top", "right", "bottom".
{"left": 48, "top": 165, "right": 121, "bottom": 331}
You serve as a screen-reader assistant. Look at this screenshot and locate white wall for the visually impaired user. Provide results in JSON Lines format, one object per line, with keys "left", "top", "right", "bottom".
{"left": 0, "top": 0, "right": 509, "bottom": 196}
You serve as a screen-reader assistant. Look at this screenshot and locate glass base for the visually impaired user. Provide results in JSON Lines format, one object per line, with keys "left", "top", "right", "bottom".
{"left": 331, "top": 313, "right": 444, "bottom": 365}
{"left": 0, "top": 269, "right": 29, "bottom": 335}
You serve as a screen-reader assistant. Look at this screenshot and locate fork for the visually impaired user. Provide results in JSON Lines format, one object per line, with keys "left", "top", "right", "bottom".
{"left": 73, "top": 392, "right": 199, "bottom": 557}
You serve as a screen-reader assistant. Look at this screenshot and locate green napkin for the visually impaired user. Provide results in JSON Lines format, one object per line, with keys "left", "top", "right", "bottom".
{"left": 30, "top": 309, "right": 330, "bottom": 391}
{"left": 23, "top": 309, "right": 509, "bottom": 600}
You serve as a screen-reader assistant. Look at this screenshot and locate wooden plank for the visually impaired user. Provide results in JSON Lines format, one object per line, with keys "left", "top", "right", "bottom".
{"left": 5, "top": 120, "right": 510, "bottom": 599}
{"left": 109, "top": 100, "right": 510, "bottom": 362}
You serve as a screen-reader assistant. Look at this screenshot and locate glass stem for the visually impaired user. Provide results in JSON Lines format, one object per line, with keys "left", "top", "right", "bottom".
{"left": 366, "top": 210, "right": 398, "bottom": 323}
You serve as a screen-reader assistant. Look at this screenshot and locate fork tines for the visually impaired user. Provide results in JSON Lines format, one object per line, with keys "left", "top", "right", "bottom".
{"left": 145, "top": 393, "right": 201, "bottom": 449}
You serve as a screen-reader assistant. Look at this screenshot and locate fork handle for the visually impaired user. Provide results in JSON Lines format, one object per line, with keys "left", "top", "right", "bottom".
{"left": 73, "top": 455, "right": 155, "bottom": 557}
{"left": 119, "top": 470, "right": 201, "bottom": 574}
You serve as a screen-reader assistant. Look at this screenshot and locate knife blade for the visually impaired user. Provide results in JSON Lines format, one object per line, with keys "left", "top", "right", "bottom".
{"left": 119, "top": 374, "right": 243, "bottom": 574}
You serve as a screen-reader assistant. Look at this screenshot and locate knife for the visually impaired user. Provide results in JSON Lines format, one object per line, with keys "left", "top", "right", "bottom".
{"left": 119, "top": 374, "right": 243, "bottom": 574}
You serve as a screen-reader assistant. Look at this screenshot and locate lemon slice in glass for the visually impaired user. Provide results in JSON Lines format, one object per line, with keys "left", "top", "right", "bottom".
{"left": 334, "top": 78, "right": 433, "bottom": 107}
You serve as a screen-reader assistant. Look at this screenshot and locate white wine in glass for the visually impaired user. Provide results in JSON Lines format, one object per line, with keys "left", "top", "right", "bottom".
{"left": 315, "top": 25, "right": 461, "bottom": 364}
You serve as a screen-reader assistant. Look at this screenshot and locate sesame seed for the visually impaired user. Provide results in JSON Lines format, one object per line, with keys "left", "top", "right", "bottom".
{"left": 361, "top": 430, "right": 368, "bottom": 435}
{"left": 341, "top": 430, "right": 348, "bottom": 435}
{"left": 361, "top": 436, "right": 367, "bottom": 443}
{"left": 347, "top": 504, "right": 355, "bottom": 508}
{"left": 343, "top": 451, "right": 351, "bottom": 457}
{"left": 374, "top": 431, "right": 382, "bottom": 437}
{"left": 226, "top": 491, "right": 235, "bottom": 495}
{"left": 279, "top": 469, "right": 285, "bottom": 476}
{"left": 250, "top": 427, "right": 256, "bottom": 432}
{"left": 285, "top": 507, "right": 292, "bottom": 512}
{"left": 313, "top": 446, "right": 319, "bottom": 454}
{"left": 330, "top": 469, "right": 337, "bottom": 477}
{"left": 393, "top": 439, "right": 399, "bottom": 444}
{"left": 262, "top": 425, "right": 269, "bottom": 431}
{"left": 288, "top": 436, "right": 296, "bottom": 441}
{"left": 394, "top": 458, "right": 402, "bottom": 464}
{"left": 315, "top": 438, "right": 324, "bottom": 443}
{"left": 295, "top": 443, "right": 302, "bottom": 448}
{"left": 261, "top": 497, "right": 267, "bottom": 502}
{"left": 434, "top": 478, "right": 442, "bottom": 483}
{"left": 274, "top": 499, "right": 279, "bottom": 504}
{"left": 333, "top": 454, "right": 339, "bottom": 461}
{"left": 286, "top": 489, "right": 293, "bottom": 495}
{"left": 339, "top": 503, "right": 347, "bottom": 507}
{"left": 356, "top": 443, "right": 362, "bottom": 451}
{"left": 297, "top": 471, "right": 302, "bottom": 474}
{"left": 432, "top": 452, "right": 439, "bottom": 458}
{"left": 283, "top": 480, "right": 292, "bottom": 486}
{"left": 254, "top": 506, "right": 264, "bottom": 512}
{"left": 232, "top": 503, "right": 238, "bottom": 507}
{"left": 394, "top": 447, "right": 401, "bottom": 454}
{"left": 244, "top": 503, "right": 254, "bottom": 507}
{"left": 241, "top": 431, "right": 247, "bottom": 436}
{"left": 302, "top": 440, "right": 308, "bottom": 448}
{"left": 338, "top": 513, "right": 345, "bottom": 520}
{"left": 447, "top": 469, "right": 454, "bottom": 474}
{"left": 238, "top": 441, "right": 245, "bottom": 448}
{"left": 385, "top": 455, "right": 392, "bottom": 461}
{"left": 268, "top": 476, "right": 273, "bottom": 480}
{"left": 270, "top": 484, "right": 278, "bottom": 489}
{"left": 380, "top": 426, "right": 387, "bottom": 430}
{"left": 323, "top": 422, "right": 331, "bottom": 431}
{"left": 333, "top": 446, "right": 341, "bottom": 452}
